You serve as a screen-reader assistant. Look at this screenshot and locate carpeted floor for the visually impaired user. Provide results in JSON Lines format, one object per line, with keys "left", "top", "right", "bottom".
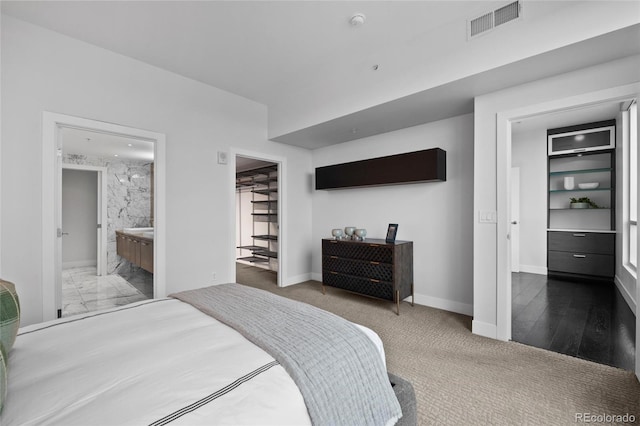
{"left": 236, "top": 263, "right": 640, "bottom": 425}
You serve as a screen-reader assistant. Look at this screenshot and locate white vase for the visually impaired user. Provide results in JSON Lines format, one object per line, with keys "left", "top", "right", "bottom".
{"left": 563, "top": 176, "right": 575, "bottom": 190}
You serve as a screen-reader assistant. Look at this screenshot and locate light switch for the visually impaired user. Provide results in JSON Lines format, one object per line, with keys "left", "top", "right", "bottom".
{"left": 478, "top": 210, "right": 497, "bottom": 223}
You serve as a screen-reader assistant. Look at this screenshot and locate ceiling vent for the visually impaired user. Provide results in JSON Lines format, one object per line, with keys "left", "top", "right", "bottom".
{"left": 468, "top": 1, "right": 522, "bottom": 39}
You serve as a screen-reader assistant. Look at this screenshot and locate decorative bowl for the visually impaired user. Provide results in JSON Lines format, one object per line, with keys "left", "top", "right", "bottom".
{"left": 570, "top": 202, "right": 590, "bottom": 209}
{"left": 344, "top": 226, "right": 356, "bottom": 236}
{"left": 331, "top": 229, "right": 344, "bottom": 239}
{"left": 578, "top": 182, "right": 599, "bottom": 189}
{"left": 354, "top": 229, "right": 367, "bottom": 239}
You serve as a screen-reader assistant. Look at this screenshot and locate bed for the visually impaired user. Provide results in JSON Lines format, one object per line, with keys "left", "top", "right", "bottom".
{"left": 0, "top": 282, "right": 409, "bottom": 425}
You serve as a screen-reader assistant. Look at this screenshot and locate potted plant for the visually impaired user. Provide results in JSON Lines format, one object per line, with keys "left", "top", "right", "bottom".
{"left": 570, "top": 197, "right": 599, "bottom": 209}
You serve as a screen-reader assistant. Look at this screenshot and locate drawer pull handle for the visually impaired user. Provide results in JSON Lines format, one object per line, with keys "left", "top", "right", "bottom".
{"left": 369, "top": 244, "right": 380, "bottom": 247}
{"left": 370, "top": 279, "right": 380, "bottom": 283}
{"left": 370, "top": 261, "right": 380, "bottom": 265}
{"left": 573, "top": 254, "right": 587, "bottom": 258}
{"left": 572, "top": 233, "right": 586, "bottom": 237}
{"left": 330, "top": 271, "right": 338, "bottom": 275}
{"left": 330, "top": 256, "right": 338, "bottom": 259}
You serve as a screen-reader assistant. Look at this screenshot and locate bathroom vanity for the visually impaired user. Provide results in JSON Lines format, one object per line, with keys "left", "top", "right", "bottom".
{"left": 116, "top": 229, "right": 154, "bottom": 273}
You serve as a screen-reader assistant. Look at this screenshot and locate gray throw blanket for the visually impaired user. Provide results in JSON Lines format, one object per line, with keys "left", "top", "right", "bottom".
{"left": 171, "top": 283, "right": 402, "bottom": 426}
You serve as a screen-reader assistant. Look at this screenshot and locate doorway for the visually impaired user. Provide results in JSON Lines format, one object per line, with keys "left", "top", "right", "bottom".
{"left": 42, "top": 112, "right": 166, "bottom": 322}
{"left": 235, "top": 155, "right": 279, "bottom": 288}
{"left": 59, "top": 129, "right": 155, "bottom": 317}
{"left": 503, "top": 93, "right": 638, "bottom": 371}
{"left": 229, "top": 148, "right": 286, "bottom": 288}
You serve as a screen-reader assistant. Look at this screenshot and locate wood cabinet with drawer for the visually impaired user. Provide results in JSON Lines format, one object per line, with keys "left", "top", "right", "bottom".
{"left": 321, "top": 238, "right": 413, "bottom": 315}
{"left": 547, "top": 231, "right": 614, "bottom": 280}
{"left": 546, "top": 120, "right": 616, "bottom": 282}
{"left": 116, "top": 230, "right": 153, "bottom": 274}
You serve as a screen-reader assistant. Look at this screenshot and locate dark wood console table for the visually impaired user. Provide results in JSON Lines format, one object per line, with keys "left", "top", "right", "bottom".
{"left": 321, "top": 238, "right": 413, "bottom": 315}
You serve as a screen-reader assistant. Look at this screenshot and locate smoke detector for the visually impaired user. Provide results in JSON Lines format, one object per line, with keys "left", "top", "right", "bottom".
{"left": 350, "top": 13, "right": 366, "bottom": 27}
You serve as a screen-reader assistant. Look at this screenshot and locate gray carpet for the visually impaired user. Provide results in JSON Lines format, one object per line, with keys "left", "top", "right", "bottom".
{"left": 236, "top": 263, "right": 640, "bottom": 425}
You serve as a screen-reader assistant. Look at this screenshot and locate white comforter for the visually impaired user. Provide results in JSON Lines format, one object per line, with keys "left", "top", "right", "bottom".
{"left": 1, "top": 298, "right": 386, "bottom": 425}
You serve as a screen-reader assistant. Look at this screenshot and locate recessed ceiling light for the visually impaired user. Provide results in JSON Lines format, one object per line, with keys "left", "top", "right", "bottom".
{"left": 114, "top": 154, "right": 119, "bottom": 157}
{"left": 128, "top": 143, "right": 133, "bottom": 147}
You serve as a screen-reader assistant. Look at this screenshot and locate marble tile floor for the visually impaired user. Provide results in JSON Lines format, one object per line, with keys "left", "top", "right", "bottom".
{"left": 118, "top": 266, "right": 154, "bottom": 299}
{"left": 62, "top": 266, "right": 150, "bottom": 317}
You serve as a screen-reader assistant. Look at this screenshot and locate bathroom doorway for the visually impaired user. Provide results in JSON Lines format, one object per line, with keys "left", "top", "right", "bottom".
{"left": 59, "top": 128, "right": 155, "bottom": 317}
{"left": 42, "top": 112, "right": 166, "bottom": 322}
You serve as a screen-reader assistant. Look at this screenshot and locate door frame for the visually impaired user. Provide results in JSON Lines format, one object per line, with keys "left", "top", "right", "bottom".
{"left": 510, "top": 167, "right": 520, "bottom": 273}
{"left": 42, "top": 112, "right": 166, "bottom": 321}
{"left": 229, "top": 148, "right": 286, "bottom": 288}
{"left": 61, "top": 164, "right": 108, "bottom": 276}
{"left": 495, "top": 83, "right": 640, "bottom": 380}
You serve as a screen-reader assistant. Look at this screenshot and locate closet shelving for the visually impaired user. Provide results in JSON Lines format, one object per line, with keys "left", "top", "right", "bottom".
{"left": 236, "top": 165, "right": 278, "bottom": 269}
{"left": 546, "top": 120, "right": 616, "bottom": 282}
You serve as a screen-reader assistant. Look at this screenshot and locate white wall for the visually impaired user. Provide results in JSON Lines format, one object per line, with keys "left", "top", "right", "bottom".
{"left": 236, "top": 189, "right": 254, "bottom": 260}
{"left": 511, "top": 129, "right": 549, "bottom": 275}
{"left": 312, "top": 114, "right": 474, "bottom": 315}
{"left": 473, "top": 55, "right": 640, "bottom": 339}
{"left": 61, "top": 169, "right": 97, "bottom": 268}
{"left": 1, "top": 15, "right": 313, "bottom": 326}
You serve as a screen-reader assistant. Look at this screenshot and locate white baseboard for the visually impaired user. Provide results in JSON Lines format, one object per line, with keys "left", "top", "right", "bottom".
{"left": 518, "top": 264, "right": 547, "bottom": 275}
{"left": 614, "top": 275, "right": 637, "bottom": 315}
{"left": 62, "top": 260, "right": 97, "bottom": 269}
{"left": 472, "top": 320, "right": 497, "bottom": 339}
{"left": 412, "top": 292, "right": 473, "bottom": 316}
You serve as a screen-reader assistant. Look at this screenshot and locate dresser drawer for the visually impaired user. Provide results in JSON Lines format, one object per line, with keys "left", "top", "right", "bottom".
{"left": 548, "top": 250, "right": 614, "bottom": 277}
{"left": 548, "top": 231, "right": 614, "bottom": 255}
{"left": 322, "top": 271, "right": 394, "bottom": 301}
{"left": 322, "top": 240, "right": 393, "bottom": 263}
{"left": 322, "top": 256, "right": 393, "bottom": 281}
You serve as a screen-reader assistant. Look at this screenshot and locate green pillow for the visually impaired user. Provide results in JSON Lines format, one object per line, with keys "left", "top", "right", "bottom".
{"left": 0, "top": 279, "right": 20, "bottom": 352}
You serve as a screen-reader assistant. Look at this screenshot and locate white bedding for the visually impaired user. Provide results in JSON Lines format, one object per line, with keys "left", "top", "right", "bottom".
{"left": 1, "top": 298, "right": 386, "bottom": 425}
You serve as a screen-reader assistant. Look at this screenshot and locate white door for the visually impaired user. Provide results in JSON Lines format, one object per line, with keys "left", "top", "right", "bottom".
{"left": 510, "top": 167, "right": 521, "bottom": 272}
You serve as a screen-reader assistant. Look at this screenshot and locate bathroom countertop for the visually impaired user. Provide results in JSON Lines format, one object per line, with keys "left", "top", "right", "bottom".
{"left": 116, "top": 229, "right": 154, "bottom": 242}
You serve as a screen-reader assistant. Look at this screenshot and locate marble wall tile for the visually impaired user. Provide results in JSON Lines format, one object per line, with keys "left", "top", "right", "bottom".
{"left": 63, "top": 154, "right": 152, "bottom": 273}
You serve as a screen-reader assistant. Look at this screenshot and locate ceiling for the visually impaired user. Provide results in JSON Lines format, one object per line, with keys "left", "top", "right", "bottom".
{"left": 3, "top": 1, "right": 639, "bottom": 148}
{"left": 1, "top": 0, "right": 510, "bottom": 107}
{"left": 236, "top": 156, "right": 275, "bottom": 173}
{"left": 61, "top": 127, "right": 155, "bottom": 161}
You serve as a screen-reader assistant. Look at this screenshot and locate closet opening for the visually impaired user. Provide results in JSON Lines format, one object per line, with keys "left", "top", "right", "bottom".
{"left": 235, "top": 156, "right": 279, "bottom": 287}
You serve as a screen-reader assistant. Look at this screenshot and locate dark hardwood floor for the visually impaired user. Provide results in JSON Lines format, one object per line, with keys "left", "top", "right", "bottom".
{"left": 512, "top": 272, "right": 635, "bottom": 371}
